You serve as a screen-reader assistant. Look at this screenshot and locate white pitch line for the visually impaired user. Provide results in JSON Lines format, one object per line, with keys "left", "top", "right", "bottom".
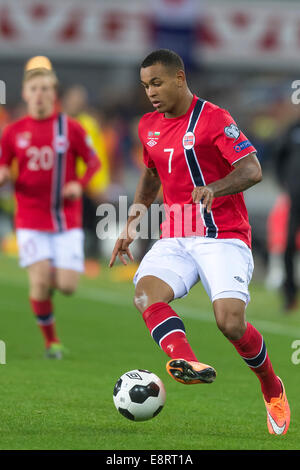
{"left": 0, "top": 272, "right": 299, "bottom": 339}
{"left": 78, "top": 286, "right": 300, "bottom": 338}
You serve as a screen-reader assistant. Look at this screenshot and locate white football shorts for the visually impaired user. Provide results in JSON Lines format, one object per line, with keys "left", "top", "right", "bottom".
{"left": 133, "top": 237, "right": 254, "bottom": 306}
{"left": 16, "top": 228, "right": 84, "bottom": 272}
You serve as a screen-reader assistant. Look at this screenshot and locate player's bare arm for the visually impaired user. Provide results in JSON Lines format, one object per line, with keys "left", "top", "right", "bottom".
{"left": 130, "top": 167, "right": 161, "bottom": 216}
{"left": 109, "top": 167, "right": 161, "bottom": 267}
{"left": 192, "top": 152, "right": 262, "bottom": 213}
{"left": 0, "top": 165, "right": 11, "bottom": 186}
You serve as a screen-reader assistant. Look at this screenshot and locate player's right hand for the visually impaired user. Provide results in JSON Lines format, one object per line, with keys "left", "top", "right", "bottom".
{"left": 62, "top": 181, "right": 83, "bottom": 200}
{"left": 0, "top": 165, "right": 11, "bottom": 186}
{"left": 109, "top": 230, "right": 135, "bottom": 268}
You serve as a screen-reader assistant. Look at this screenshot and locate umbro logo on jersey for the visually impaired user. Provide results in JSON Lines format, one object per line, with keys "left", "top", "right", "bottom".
{"left": 147, "top": 131, "right": 160, "bottom": 146}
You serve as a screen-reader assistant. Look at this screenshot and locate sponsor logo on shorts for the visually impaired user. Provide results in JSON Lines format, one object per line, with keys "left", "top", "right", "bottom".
{"left": 23, "top": 239, "right": 37, "bottom": 258}
{"left": 234, "top": 275, "right": 245, "bottom": 283}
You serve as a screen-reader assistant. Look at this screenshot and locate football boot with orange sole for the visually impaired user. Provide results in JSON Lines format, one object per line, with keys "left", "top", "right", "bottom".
{"left": 166, "top": 359, "right": 216, "bottom": 385}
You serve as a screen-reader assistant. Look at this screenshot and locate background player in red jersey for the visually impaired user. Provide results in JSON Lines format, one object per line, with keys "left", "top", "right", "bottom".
{"left": 110, "top": 49, "right": 290, "bottom": 435}
{"left": 0, "top": 57, "right": 100, "bottom": 359}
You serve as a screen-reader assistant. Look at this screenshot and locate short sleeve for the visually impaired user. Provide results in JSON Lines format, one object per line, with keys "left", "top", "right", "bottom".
{"left": 0, "top": 125, "right": 15, "bottom": 166}
{"left": 142, "top": 143, "right": 156, "bottom": 169}
{"left": 210, "top": 108, "right": 256, "bottom": 165}
{"left": 138, "top": 119, "right": 156, "bottom": 169}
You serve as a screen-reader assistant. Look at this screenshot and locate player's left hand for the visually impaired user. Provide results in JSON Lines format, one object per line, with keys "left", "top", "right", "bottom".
{"left": 62, "top": 181, "right": 83, "bottom": 200}
{"left": 192, "top": 185, "right": 214, "bottom": 213}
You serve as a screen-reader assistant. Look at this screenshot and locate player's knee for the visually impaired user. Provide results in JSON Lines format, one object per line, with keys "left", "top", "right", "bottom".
{"left": 61, "top": 288, "right": 75, "bottom": 296}
{"left": 134, "top": 276, "right": 174, "bottom": 314}
{"left": 216, "top": 319, "right": 237, "bottom": 339}
{"left": 57, "top": 283, "right": 77, "bottom": 296}
{"left": 214, "top": 306, "right": 246, "bottom": 340}
{"left": 29, "top": 279, "right": 51, "bottom": 299}
{"left": 134, "top": 285, "right": 164, "bottom": 313}
{"left": 133, "top": 291, "right": 151, "bottom": 314}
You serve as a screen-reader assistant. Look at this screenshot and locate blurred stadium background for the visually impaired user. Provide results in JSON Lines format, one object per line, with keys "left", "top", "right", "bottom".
{"left": 1, "top": 0, "right": 300, "bottom": 293}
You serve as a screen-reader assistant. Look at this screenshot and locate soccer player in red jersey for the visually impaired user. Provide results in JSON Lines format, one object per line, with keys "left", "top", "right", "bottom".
{"left": 110, "top": 49, "right": 290, "bottom": 434}
{"left": 0, "top": 57, "right": 100, "bottom": 358}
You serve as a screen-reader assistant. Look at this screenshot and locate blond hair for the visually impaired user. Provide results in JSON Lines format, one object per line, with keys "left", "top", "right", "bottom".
{"left": 23, "top": 56, "right": 58, "bottom": 88}
{"left": 23, "top": 67, "right": 58, "bottom": 87}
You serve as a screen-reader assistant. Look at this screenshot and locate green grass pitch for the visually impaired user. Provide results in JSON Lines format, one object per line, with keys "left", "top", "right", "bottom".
{"left": 0, "top": 253, "right": 299, "bottom": 450}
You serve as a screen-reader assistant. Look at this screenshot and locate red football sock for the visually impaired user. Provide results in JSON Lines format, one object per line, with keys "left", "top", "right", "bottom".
{"left": 142, "top": 302, "right": 198, "bottom": 362}
{"left": 29, "top": 298, "right": 59, "bottom": 348}
{"left": 230, "top": 322, "right": 282, "bottom": 402}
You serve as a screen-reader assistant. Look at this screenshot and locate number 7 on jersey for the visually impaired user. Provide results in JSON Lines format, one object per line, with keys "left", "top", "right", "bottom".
{"left": 164, "top": 148, "right": 174, "bottom": 174}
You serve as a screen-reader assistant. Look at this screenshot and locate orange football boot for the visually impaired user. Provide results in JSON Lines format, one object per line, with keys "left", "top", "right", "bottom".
{"left": 166, "top": 359, "right": 216, "bottom": 385}
{"left": 263, "top": 377, "right": 290, "bottom": 435}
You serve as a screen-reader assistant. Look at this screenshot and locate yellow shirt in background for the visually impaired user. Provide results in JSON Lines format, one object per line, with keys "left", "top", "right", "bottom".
{"left": 76, "top": 113, "right": 110, "bottom": 194}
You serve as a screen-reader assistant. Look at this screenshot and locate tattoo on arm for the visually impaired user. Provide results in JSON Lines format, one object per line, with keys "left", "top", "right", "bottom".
{"left": 133, "top": 167, "right": 161, "bottom": 208}
{"left": 207, "top": 153, "right": 262, "bottom": 197}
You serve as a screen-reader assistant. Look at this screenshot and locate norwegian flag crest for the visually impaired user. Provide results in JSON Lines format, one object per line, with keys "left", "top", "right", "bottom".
{"left": 182, "top": 131, "right": 195, "bottom": 150}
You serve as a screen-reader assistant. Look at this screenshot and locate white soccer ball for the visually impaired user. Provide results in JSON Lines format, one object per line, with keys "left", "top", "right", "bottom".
{"left": 113, "top": 369, "right": 166, "bottom": 422}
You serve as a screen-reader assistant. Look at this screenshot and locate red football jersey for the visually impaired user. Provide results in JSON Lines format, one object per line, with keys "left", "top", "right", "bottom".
{"left": 0, "top": 112, "right": 100, "bottom": 231}
{"left": 138, "top": 95, "right": 257, "bottom": 247}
